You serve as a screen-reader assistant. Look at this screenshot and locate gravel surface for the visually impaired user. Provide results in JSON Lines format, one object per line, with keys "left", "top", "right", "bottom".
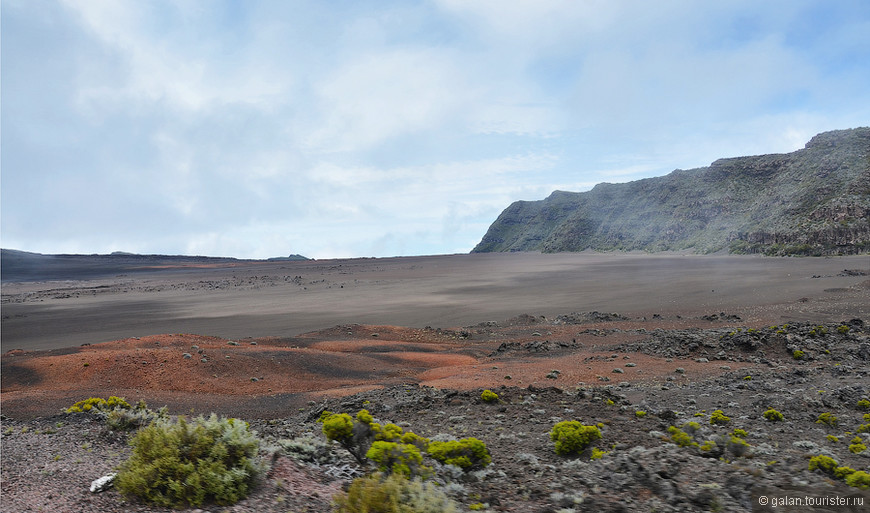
{"left": 4, "top": 319, "right": 870, "bottom": 512}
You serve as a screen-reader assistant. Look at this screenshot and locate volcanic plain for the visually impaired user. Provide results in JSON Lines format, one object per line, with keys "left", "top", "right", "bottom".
{"left": 2, "top": 252, "right": 869, "bottom": 512}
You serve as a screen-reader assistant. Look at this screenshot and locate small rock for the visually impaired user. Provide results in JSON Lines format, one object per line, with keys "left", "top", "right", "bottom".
{"left": 625, "top": 362, "right": 637, "bottom": 367}
{"left": 90, "top": 473, "right": 117, "bottom": 493}
{"left": 612, "top": 368, "right": 624, "bottom": 374}
{"left": 182, "top": 353, "right": 192, "bottom": 359}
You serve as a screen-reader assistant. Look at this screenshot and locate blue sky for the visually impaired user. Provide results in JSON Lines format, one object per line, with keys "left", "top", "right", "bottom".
{"left": 3, "top": 0, "right": 869, "bottom": 259}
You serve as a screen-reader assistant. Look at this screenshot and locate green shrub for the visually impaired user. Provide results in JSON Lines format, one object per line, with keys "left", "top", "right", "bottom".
{"left": 667, "top": 426, "right": 696, "bottom": 447}
{"left": 845, "top": 471, "right": 870, "bottom": 490}
{"left": 816, "top": 412, "right": 838, "bottom": 426}
{"left": 848, "top": 441, "right": 867, "bottom": 454}
{"left": 837, "top": 325, "right": 851, "bottom": 334}
{"left": 762, "top": 408, "right": 784, "bottom": 422}
{"left": 104, "top": 405, "right": 168, "bottom": 431}
{"left": 67, "top": 396, "right": 131, "bottom": 413}
{"left": 732, "top": 429, "right": 748, "bottom": 439}
{"left": 827, "top": 435, "right": 840, "bottom": 443}
{"left": 366, "top": 441, "right": 428, "bottom": 477}
{"left": 67, "top": 397, "right": 164, "bottom": 431}
{"left": 682, "top": 421, "right": 701, "bottom": 434}
{"left": 835, "top": 466, "right": 856, "bottom": 479}
{"left": 793, "top": 349, "right": 805, "bottom": 360}
{"left": 321, "top": 410, "right": 430, "bottom": 468}
{"left": 590, "top": 448, "right": 607, "bottom": 460}
{"left": 549, "top": 421, "right": 602, "bottom": 456}
{"left": 857, "top": 423, "right": 870, "bottom": 434}
{"left": 808, "top": 454, "right": 838, "bottom": 475}
{"left": 698, "top": 440, "right": 718, "bottom": 455}
{"left": 400, "top": 432, "right": 430, "bottom": 451}
{"left": 635, "top": 411, "right": 647, "bottom": 418}
{"left": 115, "top": 414, "right": 259, "bottom": 508}
{"left": 333, "top": 473, "right": 459, "bottom": 513}
{"left": 709, "top": 410, "right": 730, "bottom": 425}
{"left": 727, "top": 436, "right": 750, "bottom": 457}
{"left": 427, "top": 438, "right": 491, "bottom": 470}
{"left": 373, "top": 422, "right": 405, "bottom": 442}
{"left": 481, "top": 389, "right": 499, "bottom": 403}
{"left": 321, "top": 412, "right": 359, "bottom": 460}
{"left": 858, "top": 399, "right": 870, "bottom": 410}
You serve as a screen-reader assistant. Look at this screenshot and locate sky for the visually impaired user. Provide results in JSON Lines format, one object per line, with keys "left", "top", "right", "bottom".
{"left": 2, "top": 1, "right": 869, "bottom": 259}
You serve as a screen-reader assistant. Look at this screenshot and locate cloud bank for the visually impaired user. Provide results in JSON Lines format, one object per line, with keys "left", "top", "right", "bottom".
{"left": 2, "top": 0, "right": 868, "bottom": 258}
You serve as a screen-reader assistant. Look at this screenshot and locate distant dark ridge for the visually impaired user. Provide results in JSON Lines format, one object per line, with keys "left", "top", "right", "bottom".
{"left": 473, "top": 127, "right": 870, "bottom": 256}
{"left": 0, "top": 249, "right": 310, "bottom": 282}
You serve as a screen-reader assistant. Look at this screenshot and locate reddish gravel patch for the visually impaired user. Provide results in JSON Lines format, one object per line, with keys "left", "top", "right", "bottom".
{"left": 1, "top": 320, "right": 753, "bottom": 419}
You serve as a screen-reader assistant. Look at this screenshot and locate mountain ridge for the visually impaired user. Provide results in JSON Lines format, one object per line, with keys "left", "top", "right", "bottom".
{"left": 473, "top": 127, "right": 870, "bottom": 255}
{"left": 0, "top": 249, "right": 310, "bottom": 282}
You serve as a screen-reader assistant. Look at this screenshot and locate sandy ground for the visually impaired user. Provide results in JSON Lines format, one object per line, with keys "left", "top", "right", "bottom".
{"left": 3, "top": 252, "right": 868, "bottom": 351}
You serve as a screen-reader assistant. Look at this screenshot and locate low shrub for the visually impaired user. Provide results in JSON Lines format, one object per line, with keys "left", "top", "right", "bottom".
{"left": 333, "top": 473, "right": 458, "bottom": 513}
{"left": 816, "top": 412, "right": 838, "bottom": 427}
{"left": 709, "top": 410, "right": 730, "bottom": 425}
{"left": 792, "top": 349, "right": 805, "bottom": 360}
{"left": 427, "top": 438, "right": 491, "bottom": 470}
{"left": 67, "top": 396, "right": 131, "bottom": 413}
{"left": 667, "top": 426, "right": 696, "bottom": 447}
{"left": 808, "top": 454, "right": 838, "bottom": 475}
{"left": 682, "top": 421, "right": 701, "bottom": 434}
{"left": 858, "top": 399, "right": 870, "bottom": 410}
{"left": 115, "top": 414, "right": 259, "bottom": 508}
{"left": 67, "top": 397, "right": 164, "bottom": 431}
{"left": 762, "top": 408, "right": 784, "bottom": 422}
{"left": 635, "top": 411, "right": 647, "bottom": 418}
{"left": 698, "top": 440, "right": 719, "bottom": 456}
{"left": 321, "top": 409, "right": 434, "bottom": 470}
{"left": 481, "top": 389, "right": 499, "bottom": 403}
{"left": 846, "top": 471, "right": 870, "bottom": 490}
{"left": 550, "top": 421, "right": 602, "bottom": 456}
{"left": 727, "top": 436, "right": 750, "bottom": 457}
{"left": 835, "top": 466, "right": 856, "bottom": 479}
{"left": 848, "top": 438, "right": 867, "bottom": 454}
{"left": 366, "top": 441, "right": 428, "bottom": 477}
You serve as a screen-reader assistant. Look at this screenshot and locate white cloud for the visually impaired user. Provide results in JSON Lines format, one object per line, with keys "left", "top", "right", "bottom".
{"left": 3, "top": 1, "right": 869, "bottom": 259}
{"left": 304, "top": 49, "right": 468, "bottom": 152}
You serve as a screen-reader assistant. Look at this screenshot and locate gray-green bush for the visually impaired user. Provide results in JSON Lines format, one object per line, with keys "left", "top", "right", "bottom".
{"left": 115, "top": 414, "right": 260, "bottom": 508}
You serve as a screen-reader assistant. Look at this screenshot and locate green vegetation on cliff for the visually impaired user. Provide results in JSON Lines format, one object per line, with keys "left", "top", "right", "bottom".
{"left": 474, "top": 128, "right": 870, "bottom": 255}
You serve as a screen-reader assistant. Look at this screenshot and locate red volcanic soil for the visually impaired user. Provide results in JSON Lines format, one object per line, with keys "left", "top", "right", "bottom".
{"left": 1, "top": 319, "right": 749, "bottom": 419}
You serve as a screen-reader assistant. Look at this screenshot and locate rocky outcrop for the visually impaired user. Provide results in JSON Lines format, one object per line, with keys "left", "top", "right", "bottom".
{"left": 474, "top": 128, "right": 870, "bottom": 255}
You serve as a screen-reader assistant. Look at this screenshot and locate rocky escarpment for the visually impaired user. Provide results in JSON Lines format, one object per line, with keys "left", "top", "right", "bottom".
{"left": 474, "top": 127, "right": 870, "bottom": 255}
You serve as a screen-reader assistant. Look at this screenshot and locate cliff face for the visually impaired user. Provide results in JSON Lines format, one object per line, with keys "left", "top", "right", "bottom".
{"left": 473, "top": 128, "right": 870, "bottom": 256}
